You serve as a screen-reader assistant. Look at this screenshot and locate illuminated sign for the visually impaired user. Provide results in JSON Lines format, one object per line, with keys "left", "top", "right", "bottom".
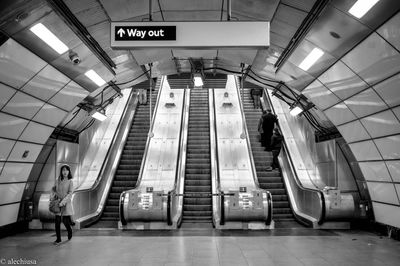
{"left": 111, "top": 21, "right": 269, "bottom": 49}
{"left": 115, "top": 26, "right": 176, "bottom": 41}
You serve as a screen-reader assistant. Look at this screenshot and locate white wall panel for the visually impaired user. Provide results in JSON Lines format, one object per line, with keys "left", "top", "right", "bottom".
{"left": 0, "top": 138, "right": 16, "bottom": 161}
{"left": 377, "top": 12, "right": 400, "bottom": 51}
{"left": 349, "top": 140, "right": 382, "bottom": 161}
{"left": 344, "top": 88, "right": 387, "bottom": 117}
{"left": 374, "top": 135, "right": 400, "bottom": 160}
{"left": 361, "top": 110, "right": 400, "bottom": 138}
{"left": 2, "top": 92, "right": 44, "bottom": 120}
{"left": 342, "top": 33, "right": 400, "bottom": 86}
{"left": 386, "top": 160, "right": 400, "bottom": 182}
{"left": 21, "top": 65, "right": 70, "bottom": 101}
{"left": 7, "top": 141, "right": 43, "bottom": 162}
{"left": 302, "top": 80, "right": 341, "bottom": 110}
{"left": 0, "top": 203, "right": 19, "bottom": 227}
{"left": 0, "top": 112, "right": 29, "bottom": 139}
{"left": 49, "top": 81, "right": 89, "bottom": 111}
{"left": 373, "top": 73, "right": 400, "bottom": 107}
{"left": 0, "top": 83, "right": 16, "bottom": 110}
{"left": 359, "top": 161, "right": 392, "bottom": 182}
{"left": 0, "top": 39, "right": 47, "bottom": 89}
{"left": 318, "top": 60, "right": 368, "bottom": 100}
{"left": 372, "top": 202, "right": 400, "bottom": 228}
{"left": 0, "top": 183, "right": 25, "bottom": 205}
{"left": 33, "top": 104, "right": 68, "bottom": 127}
{"left": 19, "top": 121, "right": 54, "bottom": 144}
{"left": 337, "top": 120, "right": 370, "bottom": 143}
{"left": 324, "top": 103, "right": 357, "bottom": 125}
{"left": 0, "top": 162, "right": 34, "bottom": 183}
{"left": 367, "top": 182, "right": 399, "bottom": 205}
{"left": 34, "top": 162, "right": 56, "bottom": 192}
{"left": 393, "top": 106, "right": 400, "bottom": 121}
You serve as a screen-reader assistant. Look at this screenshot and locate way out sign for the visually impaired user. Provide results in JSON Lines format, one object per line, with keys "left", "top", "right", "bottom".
{"left": 115, "top": 26, "right": 176, "bottom": 41}
{"left": 111, "top": 21, "right": 269, "bottom": 49}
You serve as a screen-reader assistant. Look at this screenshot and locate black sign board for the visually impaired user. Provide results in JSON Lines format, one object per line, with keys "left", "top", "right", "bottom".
{"left": 115, "top": 26, "right": 176, "bottom": 41}
{"left": 146, "top": 187, "right": 153, "bottom": 193}
{"left": 239, "top": 187, "right": 247, "bottom": 193}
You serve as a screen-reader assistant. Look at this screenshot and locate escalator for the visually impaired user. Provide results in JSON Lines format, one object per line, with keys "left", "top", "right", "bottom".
{"left": 98, "top": 86, "right": 159, "bottom": 225}
{"left": 242, "top": 88, "right": 295, "bottom": 223}
{"left": 182, "top": 89, "right": 213, "bottom": 226}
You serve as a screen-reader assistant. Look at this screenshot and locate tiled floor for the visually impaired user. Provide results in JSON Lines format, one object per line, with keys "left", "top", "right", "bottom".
{"left": 1, "top": 229, "right": 399, "bottom": 266}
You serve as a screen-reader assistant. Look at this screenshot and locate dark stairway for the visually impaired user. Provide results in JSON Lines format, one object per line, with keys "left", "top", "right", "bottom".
{"left": 241, "top": 88, "right": 296, "bottom": 225}
{"left": 96, "top": 85, "right": 159, "bottom": 226}
{"left": 181, "top": 89, "right": 213, "bottom": 226}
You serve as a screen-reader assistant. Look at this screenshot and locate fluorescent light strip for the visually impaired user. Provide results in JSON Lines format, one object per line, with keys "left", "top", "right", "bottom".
{"left": 298, "top": 48, "right": 324, "bottom": 71}
{"left": 289, "top": 106, "right": 303, "bottom": 116}
{"left": 349, "top": 0, "right": 380, "bottom": 19}
{"left": 91, "top": 111, "right": 107, "bottom": 121}
{"left": 193, "top": 76, "right": 204, "bottom": 87}
{"left": 85, "top": 70, "right": 106, "bottom": 86}
{"left": 30, "top": 23, "right": 69, "bottom": 54}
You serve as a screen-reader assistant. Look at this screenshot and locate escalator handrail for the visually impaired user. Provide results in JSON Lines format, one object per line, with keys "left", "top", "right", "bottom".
{"left": 131, "top": 76, "right": 164, "bottom": 190}
{"left": 234, "top": 78, "right": 273, "bottom": 224}
{"left": 210, "top": 89, "right": 225, "bottom": 225}
{"left": 167, "top": 87, "right": 189, "bottom": 226}
{"left": 263, "top": 88, "right": 325, "bottom": 224}
{"left": 234, "top": 77, "right": 263, "bottom": 189}
{"left": 73, "top": 89, "right": 136, "bottom": 194}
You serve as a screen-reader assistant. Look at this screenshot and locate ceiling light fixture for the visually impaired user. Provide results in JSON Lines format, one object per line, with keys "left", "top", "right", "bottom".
{"left": 29, "top": 23, "right": 69, "bottom": 54}
{"left": 348, "top": 0, "right": 380, "bottom": 19}
{"left": 298, "top": 47, "right": 324, "bottom": 71}
{"left": 90, "top": 109, "right": 107, "bottom": 121}
{"left": 193, "top": 73, "right": 204, "bottom": 87}
{"left": 289, "top": 106, "right": 304, "bottom": 116}
{"left": 85, "top": 70, "right": 106, "bottom": 86}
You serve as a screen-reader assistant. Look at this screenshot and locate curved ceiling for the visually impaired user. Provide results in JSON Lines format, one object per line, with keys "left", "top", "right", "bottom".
{"left": 1, "top": 0, "right": 400, "bottom": 228}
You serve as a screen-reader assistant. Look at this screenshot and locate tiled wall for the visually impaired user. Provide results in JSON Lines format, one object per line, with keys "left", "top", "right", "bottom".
{"left": 0, "top": 39, "right": 89, "bottom": 227}
{"left": 300, "top": 12, "right": 400, "bottom": 228}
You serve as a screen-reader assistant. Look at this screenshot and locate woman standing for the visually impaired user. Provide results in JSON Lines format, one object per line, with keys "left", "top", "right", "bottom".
{"left": 52, "top": 164, "right": 74, "bottom": 245}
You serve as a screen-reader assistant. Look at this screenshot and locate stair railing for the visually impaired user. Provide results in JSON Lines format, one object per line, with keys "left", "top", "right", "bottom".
{"left": 209, "top": 89, "right": 225, "bottom": 226}
{"left": 119, "top": 76, "right": 164, "bottom": 225}
{"left": 234, "top": 77, "right": 273, "bottom": 225}
{"left": 166, "top": 87, "right": 190, "bottom": 226}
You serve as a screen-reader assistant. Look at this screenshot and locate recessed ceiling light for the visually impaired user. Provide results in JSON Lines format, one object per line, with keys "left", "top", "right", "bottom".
{"left": 348, "top": 0, "right": 380, "bottom": 19}
{"left": 298, "top": 48, "right": 324, "bottom": 71}
{"left": 30, "top": 23, "right": 69, "bottom": 54}
{"left": 85, "top": 70, "right": 106, "bottom": 87}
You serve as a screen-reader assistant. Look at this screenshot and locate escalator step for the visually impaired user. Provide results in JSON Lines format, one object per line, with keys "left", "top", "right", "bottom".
{"left": 183, "top": 205, "right": 212, "bottom": 211}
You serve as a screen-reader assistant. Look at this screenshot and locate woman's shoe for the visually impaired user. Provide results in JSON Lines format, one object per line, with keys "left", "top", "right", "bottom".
{"left": 53, "top": 240, "right": 62, "bottom": 245}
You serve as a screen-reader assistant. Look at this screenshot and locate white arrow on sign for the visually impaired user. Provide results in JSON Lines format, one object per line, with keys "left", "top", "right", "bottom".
{"left": 117, "top": 28, "right": 125, "bottom": 37}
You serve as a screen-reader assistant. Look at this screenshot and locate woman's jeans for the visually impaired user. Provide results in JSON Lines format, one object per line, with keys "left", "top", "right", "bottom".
{"left": 55, "top": 215, "right": 72, "bottom": 241}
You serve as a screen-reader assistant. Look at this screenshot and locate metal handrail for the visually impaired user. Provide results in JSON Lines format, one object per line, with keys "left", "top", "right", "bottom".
{"left": 119, "top": 77, "right": 164, "bottom": 224}
{"left": 263, "top": 88, "right": 325, "bottom": 224}
{"left": 167, "top": 87, "right": 189, "bottom": 226}
{"left": 234, "top": 77, "right": 262, "bottom": 188}
{"left": 210, "top": 89, "right": 225, "bottom": 225}
{"left": 130, "top": 76, "right": 164, "bottom": 190}
{"left": 234, "top": 78, "right": 273, "bottom": 225}
{"left": 73, "top": 89, "right": 135, "bottom": 194}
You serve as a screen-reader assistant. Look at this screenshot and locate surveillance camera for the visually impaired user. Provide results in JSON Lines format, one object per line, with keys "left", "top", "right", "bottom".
{"left": 69, "top": 50, "right": 81, "bottom": 65}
